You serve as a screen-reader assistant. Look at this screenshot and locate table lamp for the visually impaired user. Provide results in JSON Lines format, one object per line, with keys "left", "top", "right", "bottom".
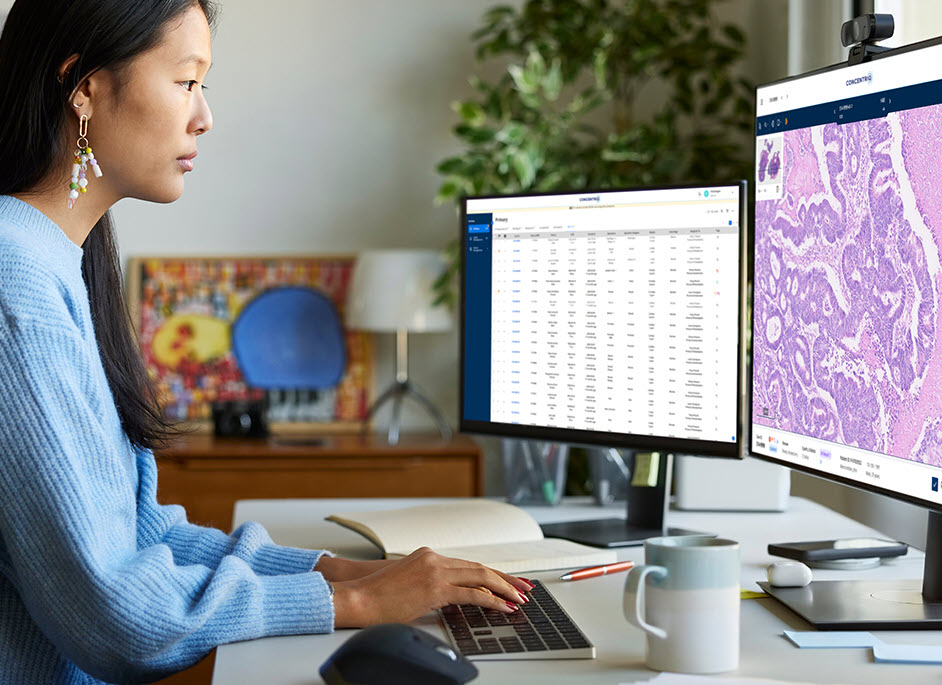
{"left": 346, "top": 249, "right": 453, "bottom": 445}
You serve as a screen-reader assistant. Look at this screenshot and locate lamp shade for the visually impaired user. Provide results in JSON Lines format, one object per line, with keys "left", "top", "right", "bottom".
{"left": 346, "top": 249, "right": 452, "bottom": 332}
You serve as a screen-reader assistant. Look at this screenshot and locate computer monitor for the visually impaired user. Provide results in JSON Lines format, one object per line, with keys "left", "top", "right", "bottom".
{"left": 752, "top": 35, "right": 942, "bottom": 628}
{"left": 461, "top": 183, "right": 747, "bottom": 547}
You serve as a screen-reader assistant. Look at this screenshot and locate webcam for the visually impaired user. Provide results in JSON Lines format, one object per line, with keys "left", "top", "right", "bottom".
{"left": 841, "top": 14, "right": 894, "bottom": 65}
{"left": 212, "top": 400, "right": 269, "bottom": 438}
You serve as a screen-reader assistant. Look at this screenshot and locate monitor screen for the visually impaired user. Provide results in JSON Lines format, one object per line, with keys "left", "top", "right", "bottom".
{"left": 752, "top": 37, "right": 942, "bottom": 514}
{"left": 461, "top": 183, "right": 746, "bottom": 458}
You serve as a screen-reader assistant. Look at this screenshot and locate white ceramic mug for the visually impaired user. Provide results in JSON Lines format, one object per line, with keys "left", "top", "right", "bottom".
{"left": 624, "top": 536, "right": 740, "bottom": 674}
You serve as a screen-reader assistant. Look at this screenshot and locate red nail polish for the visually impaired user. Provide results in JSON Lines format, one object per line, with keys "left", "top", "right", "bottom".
{"left": 519, "top": 577, "right": 535, "bottom": 589}
{"left": 505, "top": 601, "right": 518, "bottom": 611}
{"left": 518, "top": 592, "right": 529, "bottom": 603}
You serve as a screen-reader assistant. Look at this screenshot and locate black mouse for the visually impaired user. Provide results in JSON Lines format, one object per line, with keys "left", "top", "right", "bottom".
{"left": 320, "top": 623, "right": 478, "bottom": 685}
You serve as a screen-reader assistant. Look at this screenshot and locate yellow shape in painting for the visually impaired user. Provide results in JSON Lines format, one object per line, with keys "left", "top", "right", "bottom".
{"left": 151, "top": 314, "right": 230, "bottom": 369}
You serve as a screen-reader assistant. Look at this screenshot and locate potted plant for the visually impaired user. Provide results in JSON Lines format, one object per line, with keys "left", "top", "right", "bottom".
{"left": 434, "top": 0, "right": 754, "bottom": 307}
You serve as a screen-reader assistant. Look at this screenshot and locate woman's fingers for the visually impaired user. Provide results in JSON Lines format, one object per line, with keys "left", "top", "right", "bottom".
{"left": 439, "top": 557, "right": 530, "bottom": 605}
{"left": 497, "top": 569, "right": 536, "bottom": 593}
{"left": 407, "top": 548, "right": 529, "bottom": 606}
{"left": 449, "top": 585, "right": 521, "bottom": 613}
{"left": 332, "top": 547, "right": 538, "bottom": 627}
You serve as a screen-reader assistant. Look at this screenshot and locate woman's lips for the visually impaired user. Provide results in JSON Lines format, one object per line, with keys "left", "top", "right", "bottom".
{"left": 177, "top": 151, "right": 197, "bottom": 172}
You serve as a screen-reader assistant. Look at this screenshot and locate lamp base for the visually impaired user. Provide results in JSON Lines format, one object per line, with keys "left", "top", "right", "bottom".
{"left": 363, "top": 379, "right": 452, "bottom": 445}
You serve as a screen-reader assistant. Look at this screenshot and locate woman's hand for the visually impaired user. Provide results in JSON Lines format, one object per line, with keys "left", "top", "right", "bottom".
{"left": 314, "top": 556, "right": 397, "bottom": 582}
{"left": 329, "top": 547, "right": 535, "bottom": 628}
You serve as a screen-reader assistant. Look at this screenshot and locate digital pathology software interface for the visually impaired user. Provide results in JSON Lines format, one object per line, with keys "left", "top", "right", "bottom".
{"left": 462, "top": 185, "right": 744, "bottom": 453}
{"left": 752, "top": 39, "right": 942, "bottom": 505}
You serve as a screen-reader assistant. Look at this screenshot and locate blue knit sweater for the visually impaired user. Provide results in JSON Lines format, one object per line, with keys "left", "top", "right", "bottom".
{"left": 0, "top": 196, "right": 335, "bottom": 684}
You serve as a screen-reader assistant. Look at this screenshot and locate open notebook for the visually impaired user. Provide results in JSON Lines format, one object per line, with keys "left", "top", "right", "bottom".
{"left": 326, "top": 500, "right": 617, "bottom": 574}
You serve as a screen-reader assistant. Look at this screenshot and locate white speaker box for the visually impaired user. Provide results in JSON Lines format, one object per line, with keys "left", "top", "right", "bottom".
{"left": 674, "top": 454, "right": 790, "bottom": 511}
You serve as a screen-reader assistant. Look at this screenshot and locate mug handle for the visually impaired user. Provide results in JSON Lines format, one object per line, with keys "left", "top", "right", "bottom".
{"left": 623, "top": 564, "right": 668, "bottom": 639}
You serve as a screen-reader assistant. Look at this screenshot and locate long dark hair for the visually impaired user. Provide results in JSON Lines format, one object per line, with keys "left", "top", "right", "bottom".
{"left": 0, "top": 0, "right": 218, "bottom": 450}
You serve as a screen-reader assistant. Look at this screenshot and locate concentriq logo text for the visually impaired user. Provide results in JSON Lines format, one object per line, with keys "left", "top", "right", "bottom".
{"left": 579, "top": 195, "right": 600, "bottom": 202}
{"left": 845, "top": 72, "right": 873, "bottom": 87}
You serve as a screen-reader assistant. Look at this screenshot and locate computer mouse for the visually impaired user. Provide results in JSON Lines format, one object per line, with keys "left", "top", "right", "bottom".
{"left": 767, "top": 560, "right": 813, "bottom": 587}
{"left": 320, "top": 623, "right": 478, "bottom": 685}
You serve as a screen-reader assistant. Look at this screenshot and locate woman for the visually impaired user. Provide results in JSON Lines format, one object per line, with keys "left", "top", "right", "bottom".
{"left": 0, "top": 1, "right": 532, "bottom": 682}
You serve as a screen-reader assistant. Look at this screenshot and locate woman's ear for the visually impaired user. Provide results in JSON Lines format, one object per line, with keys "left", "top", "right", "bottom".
{"left": 59, "top": 54, "right": 95, "bottom": 120}
{"left": 56, "top": 53, "right": 79, "bottom": 85}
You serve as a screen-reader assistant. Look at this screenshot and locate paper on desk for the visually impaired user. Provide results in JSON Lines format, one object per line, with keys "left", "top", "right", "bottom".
{"left": 783, "top": 630, "right": 883, "bottom": 649}
{"left": 631, "top": 452, "right": 659, "bottom": 487}
{"left": 740, "top": 589, "right": 769, "bottom": 600}
{"left": 626, "top": 674, "right": 832, "bottom": 685}
{"left": 873, "top": 642, "right": 942, "bottom": 663}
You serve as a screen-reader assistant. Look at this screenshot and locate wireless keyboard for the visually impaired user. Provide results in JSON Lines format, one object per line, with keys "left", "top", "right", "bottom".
{"left": 438, "top": 580, "right": 595, "bottom": 660}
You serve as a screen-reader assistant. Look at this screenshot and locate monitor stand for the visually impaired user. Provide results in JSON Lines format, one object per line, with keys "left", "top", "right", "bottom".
{"left": 757, "top": 510, "right": 942, "bottom": 629}
{"left": 540, "top": 452, "right": 704, "bottom": 548}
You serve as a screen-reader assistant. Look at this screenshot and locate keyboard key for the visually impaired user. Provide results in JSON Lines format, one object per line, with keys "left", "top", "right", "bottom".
{"left": 438, "top": 580, "right": 595, "bottom": 660}
{"left": 499, "top": 637, "right": 525, "bottom": 652}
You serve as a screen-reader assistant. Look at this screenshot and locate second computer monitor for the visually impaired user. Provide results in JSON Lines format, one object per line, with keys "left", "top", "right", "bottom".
{"left": 461, "top": 183, "right": 746, "bottom": 458}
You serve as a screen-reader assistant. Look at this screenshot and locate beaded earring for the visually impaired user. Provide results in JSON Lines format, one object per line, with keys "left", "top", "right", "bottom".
{"left": 68, "top": 114, "right": 103, "bottom": 209}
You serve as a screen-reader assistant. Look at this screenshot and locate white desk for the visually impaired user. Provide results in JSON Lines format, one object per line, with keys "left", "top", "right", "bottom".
{"left": 212, "top": 497, "right": 941, "bottom": 684}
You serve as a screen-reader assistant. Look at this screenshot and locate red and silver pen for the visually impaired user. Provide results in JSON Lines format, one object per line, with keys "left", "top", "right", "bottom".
{"left": 558, "top": 560, "right": 635, "bottom": 581}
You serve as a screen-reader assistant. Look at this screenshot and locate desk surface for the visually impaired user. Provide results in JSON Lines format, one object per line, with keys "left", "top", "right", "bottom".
{"left": 212, "top": 498, "right": 939, "bottom": 685}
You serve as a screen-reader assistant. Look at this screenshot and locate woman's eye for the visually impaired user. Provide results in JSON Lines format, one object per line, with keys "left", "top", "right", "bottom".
{"left": 181, "top": 80, "right": 198, "bottom": 91}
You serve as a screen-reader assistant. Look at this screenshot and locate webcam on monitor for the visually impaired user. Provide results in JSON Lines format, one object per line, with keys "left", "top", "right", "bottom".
{"left": 841, "top": 13, "right": 894, "bottom": 64}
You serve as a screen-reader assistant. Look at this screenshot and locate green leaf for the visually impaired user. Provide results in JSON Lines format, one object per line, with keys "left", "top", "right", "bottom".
{"left": 722, "top": 24, "right": 746, "bottom": 45}
{"left": 518, "top": 91, "right": 541, "bottom": 109}
{"left": 508, "top": 64, "right": 538, "bottom": 95}
{"left": 435, "top": 158, "right": 466, "bottom": 175}
{"left": 483, "top": 5, "right": 515, "bottom": 23}
{"left": 496, "top": 121, "right": 527, "bottom": 146}
{"left": 434, "top": 180, "right": 460, "bottom": 205}
{"left": 455, "top": 123, "right": 496, "bottom": 144}
{"left": 453, "top": 101, "right": 487, "bottom": 127}
{"left": 592, "top": 49, "right": 607, "bottom": 90}
{"left": 511, "top": 149, "right": 537, "bottom": 187}
{"left": 536, "top": 169, "right": 568, "bottom": 191}
{"left": 525, "top": 49, "right": 547, "bottom": 81}
{"left": 543, "top": 58, "right": 563, "bottom": 101}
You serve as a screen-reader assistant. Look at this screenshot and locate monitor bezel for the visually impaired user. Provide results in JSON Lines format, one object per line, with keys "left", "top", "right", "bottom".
{"left": 748, "top": 37, "right": 942, "bottom": 514}
{"left": 754, "top": 33, "right": 942, "bottom": 96}
{"left": 459, "top": 181, "right": 748, "bottom": 460}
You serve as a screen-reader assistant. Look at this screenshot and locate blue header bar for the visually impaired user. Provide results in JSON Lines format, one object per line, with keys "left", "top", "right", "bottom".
{"left": 757, "top": 78, "right": 942, "bottom": 135}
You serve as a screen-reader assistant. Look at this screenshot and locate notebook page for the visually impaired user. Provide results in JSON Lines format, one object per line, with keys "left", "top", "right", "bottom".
{"left": 427, "top": 538, "right": 617, "bottom": 574}
{"left": 327, "top": 500, "right": 544, "bottom": 555}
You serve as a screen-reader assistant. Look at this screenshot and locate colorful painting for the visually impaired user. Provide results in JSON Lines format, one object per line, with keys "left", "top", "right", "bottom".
{"left": 127, "top": 256, "right": 373, "bottom": 428}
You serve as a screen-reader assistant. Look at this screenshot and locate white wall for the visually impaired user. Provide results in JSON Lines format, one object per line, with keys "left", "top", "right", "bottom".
{"left": 787, "top": 0, "right": 852, "bottom": 75}
{"left": 875, "top": 0, "right": 942, "bottom": 48}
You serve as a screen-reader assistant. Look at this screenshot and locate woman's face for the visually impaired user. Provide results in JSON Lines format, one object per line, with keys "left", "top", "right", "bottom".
{"left": 82, "top": 5, "right": 213, "bottom": 204}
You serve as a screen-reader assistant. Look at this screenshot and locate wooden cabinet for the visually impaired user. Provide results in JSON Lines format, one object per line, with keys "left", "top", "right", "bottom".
{"left": 155, "top": 432, "right": 484, "bottom": 530}
{"left": 152, "top": 432, "right": 483, "bottom": 685}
